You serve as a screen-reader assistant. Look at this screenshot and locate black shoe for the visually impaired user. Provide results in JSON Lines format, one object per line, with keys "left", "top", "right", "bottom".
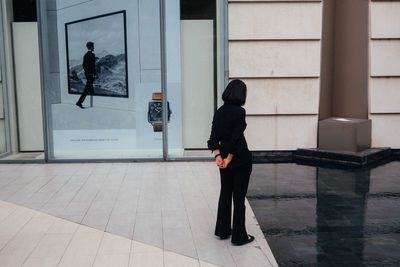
{"left": 76, "top": 103, "right": 85, "bottom": 109}
{"left": 218, "top": 234, "right": 231, "bottom": 240}
{"left": 232, "top": 235, "right": 255, "bottom": 246}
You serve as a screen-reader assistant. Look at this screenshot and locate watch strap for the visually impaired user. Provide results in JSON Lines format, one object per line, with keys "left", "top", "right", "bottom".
{"left": 153, "top": 123, "right": 162, "bottom": 132}
{"left": 152, "top": 93, "right": 162, "bottom": 101}
{"left": 151, "top": 93, "right": 163, "bottom": 132}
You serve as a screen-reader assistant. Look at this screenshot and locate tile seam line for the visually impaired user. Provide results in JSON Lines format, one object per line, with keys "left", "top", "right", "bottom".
{"left": 0, "top": 210, "right": 38, "bottom": 258}
{"left": 24, "top": 214, "right": 79, "bottom": 267}
{"left": 36, "top": 165, "right": 85, "bottom": 210}
{"left": 3, "top": 175, "right": 38, "bottom": 202}
{"left": 0, "top": 172, "right": 26, "bottom": 191}
{"left": 7, "top": 174, "right": 58, "bottom": 206}
{"left": 102, "top": 167, "right": 128, "bottom": 233}
{"left": 75, "top": 167, "right": 112, "bottom": 224}
{"left": 0, "top": 203, "right": 36, "bottom": 251}
{"left": 0, "top": 199, "right": 20, "bottom": 224}
{"left": 91, "top": 230, "right": 107, "bottom": 267}
{"left": 55, "top": 214, "right": 90, "bottom": 267}
{"left": 25, "top": 171, "right": 77, "bottom": 211}
{"left": 127, "top": 231, "right": 134, "bottom": 267}
{"left": 172, "top": 165, "right": 203, "bottom": 264}
{"left": 52, "top": 169, "right": 93, "bottom": 221}
{"left": 22, "top": 221, "right": 54, "bottom": 267}
{"left": 165, "top": 165, "right": 207, "bottom": 263}
{"left": 129, "top": 163, "right": 144, "bottom": 252}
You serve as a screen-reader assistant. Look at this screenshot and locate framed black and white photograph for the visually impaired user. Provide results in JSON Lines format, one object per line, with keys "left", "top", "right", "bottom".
{"left": 65, "top": 10, "right": 128, "bottom": 98}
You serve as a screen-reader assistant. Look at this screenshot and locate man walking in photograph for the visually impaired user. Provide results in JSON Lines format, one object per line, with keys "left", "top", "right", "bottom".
{"left": 76, "top": 41, "right": 96, "bottom": 109}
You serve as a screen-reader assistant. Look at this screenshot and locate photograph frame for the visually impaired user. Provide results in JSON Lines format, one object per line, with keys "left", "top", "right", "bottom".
{"left": 65, "top": 10, "right": 129, "bottom": 98}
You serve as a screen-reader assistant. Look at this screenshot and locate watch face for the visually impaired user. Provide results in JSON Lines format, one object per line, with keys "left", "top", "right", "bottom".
{"left": 148, "top": 101, "right": 163, "bottom": 123}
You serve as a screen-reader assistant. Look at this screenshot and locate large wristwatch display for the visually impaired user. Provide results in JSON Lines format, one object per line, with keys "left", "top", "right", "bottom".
{"left": 147, "top": 92, "right": 172, "bottom": 132}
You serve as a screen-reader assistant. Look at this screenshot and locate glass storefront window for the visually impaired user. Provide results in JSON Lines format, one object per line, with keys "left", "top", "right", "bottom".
{"left": 0, "top": 0, "right": 227, "bottom": 162}
{"left": 39, "top": 0, "right": 164, "bottom": 160}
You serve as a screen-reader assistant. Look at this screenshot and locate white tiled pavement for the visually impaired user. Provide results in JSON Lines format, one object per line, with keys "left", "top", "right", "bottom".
{"left": 0, "top": 162, "right": 278, "bottom": 267}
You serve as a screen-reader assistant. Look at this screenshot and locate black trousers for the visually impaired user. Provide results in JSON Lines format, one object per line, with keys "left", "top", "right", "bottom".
{"left": 215, "top": 163, "right": 252, "bottom": 243}
{"left": 77, "top": 74, "right": 94, "bottom": 105}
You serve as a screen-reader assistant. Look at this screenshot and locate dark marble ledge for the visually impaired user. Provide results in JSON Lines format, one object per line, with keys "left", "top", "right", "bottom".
{"left": 252, "top": 148, "right": 400, "bottom": 168}
{"left": 251, "top": 148, "right": 397, "bottom": 168}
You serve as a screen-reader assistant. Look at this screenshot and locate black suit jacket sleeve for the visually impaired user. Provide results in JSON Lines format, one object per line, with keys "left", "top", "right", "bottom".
{"left": 207, "top": 114, "right": 220, "bottom": 152}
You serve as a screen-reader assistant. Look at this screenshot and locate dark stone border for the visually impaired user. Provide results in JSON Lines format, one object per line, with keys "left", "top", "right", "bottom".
{"left": 252, "top": 151, "right": 293, "bottom": 163}
{"left": 252, "top": 148, "right": 399, "bottom": 168}
{"left": 392, "top": 149, "right": 400, "bottom": 161}
{"left": 293, "top": 148, "right": 392, "bottom": 168}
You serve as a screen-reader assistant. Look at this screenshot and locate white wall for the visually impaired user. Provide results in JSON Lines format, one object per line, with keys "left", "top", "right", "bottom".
{"left": 369, "top": 1, "right": 400, "bottom": 148}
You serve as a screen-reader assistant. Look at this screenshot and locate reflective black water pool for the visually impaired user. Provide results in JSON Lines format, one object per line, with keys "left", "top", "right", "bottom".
{"left": 248, "top": 161, "right": 400, "bottom": 267}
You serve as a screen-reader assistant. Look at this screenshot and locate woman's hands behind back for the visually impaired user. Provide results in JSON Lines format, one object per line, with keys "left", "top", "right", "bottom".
{"left": 216, "top": 156, "right": 223, "bottom": 167}
{"left": 213, "top": 150, "right": 234, "bottom": 169}
{"left": 219, "top": 154, "right": 233, "bottom": 169}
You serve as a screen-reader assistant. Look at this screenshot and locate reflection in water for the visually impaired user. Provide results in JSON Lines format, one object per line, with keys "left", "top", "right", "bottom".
{"left": 316, "top": 168, "right": 370, "bottom": 266}
{"left": 247, "top": 162, "right": 400, "bottom": 267}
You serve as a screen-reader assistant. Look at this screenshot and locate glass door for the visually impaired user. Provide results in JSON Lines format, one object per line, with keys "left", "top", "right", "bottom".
{"left": 0, "top": 1, "right": 9, "bottom": 158}
{"left": 0, "top": 0, "right": 45, "bottom": 162}
{"left": 38, "top": 0, "right": 164, "bottom": 160}
{"left": 166, "top": 0, "right": 227, "bottom": 159}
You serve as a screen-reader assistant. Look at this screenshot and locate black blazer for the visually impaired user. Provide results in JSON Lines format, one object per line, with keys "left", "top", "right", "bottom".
{"left": 207, "top": 103, "right": 252, "bottom": 169}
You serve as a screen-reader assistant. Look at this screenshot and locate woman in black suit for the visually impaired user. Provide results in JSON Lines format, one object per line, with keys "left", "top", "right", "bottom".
{"left": 207, "top": 79, "right": 254, "bottom": 246}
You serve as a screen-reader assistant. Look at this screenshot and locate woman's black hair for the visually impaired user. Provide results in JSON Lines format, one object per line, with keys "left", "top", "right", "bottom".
{"left": 222, "top": 79, "right": 247, "bottom": 106}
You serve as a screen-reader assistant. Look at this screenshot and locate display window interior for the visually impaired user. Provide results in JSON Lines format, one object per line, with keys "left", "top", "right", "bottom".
{"left": 0, "top": 0, "right": 226, "bottom": 161}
